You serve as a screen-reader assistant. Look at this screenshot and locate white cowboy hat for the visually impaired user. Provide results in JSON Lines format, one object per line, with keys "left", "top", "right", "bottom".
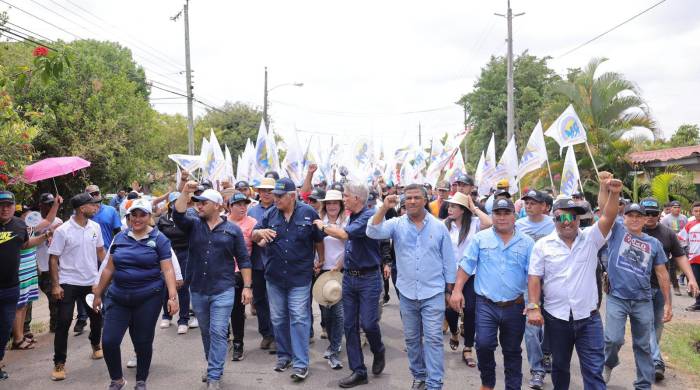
{"left": 445, "top": 192, "right": 470, "bottom": 209}
{"left": 321, "top": 190, "right": 343, "bottom": 202}
{"left": 313, "top": 271, "right": 343, "bottom": 307}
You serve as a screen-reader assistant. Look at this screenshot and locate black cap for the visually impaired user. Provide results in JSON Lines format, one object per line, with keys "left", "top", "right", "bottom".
{"left": 423, "top": 183, "right": 432, "bottom": 189}
{"left": 572, "top": 191, "right": 583, "bottom": 198}
{"left": 0, "top": 190, "right": 15, "bottom": 204}
{"left": 272, "top": 178, "right": 296, "bottom": 195}
{"left": 197, "top": 179, "right": 214, "bottom": 193}
{"left": 578, "top": 200, "right": 594, "bottom": 220}
{"left": 309, "top": 187, "right": 326, "bottom": 201}
{"left": 521, "top": 189, "right": 546, "bottom": 203}
{"left": 552, "top": 197, "right": 586, "bottom": 215}
{"left": 40, "top": 193, "right": 55, "bottom": 204}
{"left": 264, "top": 171, "right": 280, "bottom": 180}
{"left": 491, "top": 198, "right": 515, "bottom": 213}
{"left": 70, "top": 192, "right": 100, "bottom": 209}
{"left": 624, "top": 203, "right": 646, "bottom": 216}
{"left": 368, "top": 191, "right": 378, "bottom": 202}
{"left": 494, "top": 189, "right": 511, "bottom": 199}
{"left": 669, "top": 200, "right": 681, "bottom": 207}
{"left": 329, "top": 182, "right": 344, "bottom": 192}
{"left": 127, "top": 191, "right": 139, "bottom": 200}
{"left": 453, "top": 174, "right": 474, "bottom": 186}
{"left": 640, "top": 197, "right": 660, "bottom": 213}
{"left": 227, "top": 192, "right": 251, "bottom": 205}
{"left": 235, "top": 180, "right": 250, "bottom": 190}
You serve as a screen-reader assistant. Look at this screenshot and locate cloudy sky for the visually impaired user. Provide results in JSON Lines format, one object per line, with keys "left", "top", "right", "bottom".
{"left": 5, "top": 0, "right": 699, "bottom": 153}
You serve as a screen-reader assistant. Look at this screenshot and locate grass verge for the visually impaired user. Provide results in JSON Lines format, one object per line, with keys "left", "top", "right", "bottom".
{"left": 663, "top": 321, "right": 700, "bottom": 381}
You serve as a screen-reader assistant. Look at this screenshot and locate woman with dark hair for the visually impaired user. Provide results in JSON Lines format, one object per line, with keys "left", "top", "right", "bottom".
{"left": 443, "top": 192, "right": 491, "bottom": 367}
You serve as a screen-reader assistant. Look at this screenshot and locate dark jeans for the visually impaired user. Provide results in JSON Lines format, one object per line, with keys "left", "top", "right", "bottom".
{"left": 162, "top": 250, "right": 190, "bottom": 325}
{"left": 544, "top": 310, "right": 605, "bottom": 390}
{"left": 343, "top": 271, "right": 385, "bottom": 376}
{"left": 693, "top": 264, "right": 700, "bottom": 306}
{"left": 54, "top": 284, "right": 102, "bottom": 364}
{"left": 669, "top": 257, "right": 679, "bottom": 289}
{"left": 230, "top": 273, "right": 245, "bottom": 346}
{"left": 0, "top": 286, "right": 19, "bottom": 361}
{"left": 390, "top": 266, "right": 399, "bottom": 299}
{"left": 474, "top": 295, "right": 525, "bottom": 390}
{"left": 103, "top": 286, "right": 162, "bottom": 382}
{"left": 38, "top": 272, "right": 60, "bottom": 331}
{"left": 445, "top": 277, "right": 476, "bottom": 348}
{"left": 252, "top": 269, "right": 273, "bottom": 338}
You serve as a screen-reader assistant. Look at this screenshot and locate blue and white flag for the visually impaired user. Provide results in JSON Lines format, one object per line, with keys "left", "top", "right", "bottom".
{"left": 545, "top": 104, "right": 587, "bottom": 152}
{"left": 254, "top": 120, "right": 270, "bottom": 178}
{"left": 517, "top": 120, "right": 548, "bottom": 180}
{"left": 168, "top": 154, "right": 201, "bottom": 172}
{"left": 560, "top": 145, "right": 581, "bottom": 196}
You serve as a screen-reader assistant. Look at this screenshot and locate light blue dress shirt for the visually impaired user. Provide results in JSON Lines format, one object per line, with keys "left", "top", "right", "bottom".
{"left": 367, "top": 211, "right": 456, "bottom": 300}
{"left": 459, "top": 227, "right": 534, "bottom": 302}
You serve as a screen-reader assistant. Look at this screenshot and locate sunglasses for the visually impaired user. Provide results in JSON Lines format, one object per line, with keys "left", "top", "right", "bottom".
{"left": 554, "top": 213, "right": 577, "bottom": 223}
{"left": 90, "top": 191, "right": 100, "bottom": 197}
{"left": 309, "top": 199, "right": 318, "bottom": 204}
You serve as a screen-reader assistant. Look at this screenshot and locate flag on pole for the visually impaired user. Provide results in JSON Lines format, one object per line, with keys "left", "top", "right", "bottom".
{"left": 474, "top": 151, "right": 487, "bottom": 194}
{"left": 224, "top": 145, "right": 235, "bottom": 184}
{"left": 168, "top": 154, "right": 201, "bottom": 172}
{"left": 444, "top": 147, "right": 466, "bottom": 185}
{"left": 208, "top": 130, "right": 226, "bottom": 183}
{"left": 267, "top": 129, "right": 281, "bottom": 174}
{"left": 517, "top": 120, "right": 548, "bottom": 180}
{"left": 199, "top": 138, "right": 213, "bottom": 180}
{"left": 254, "top": 120, "right": 270, "bottom": 178}
{"left": 560, "top": 145, "right": 581, "bottom": 196}
{"left": 545, "top": 104, "right": 587, "bottom": 152}
{"left": 492, "top": 136, "right": 519, "bottom": 193}
{"left": 282, "top": 131, "right": 305, "bottom": 185}
{"left": 479, "top": 133, "right": 497, "bottom": 191}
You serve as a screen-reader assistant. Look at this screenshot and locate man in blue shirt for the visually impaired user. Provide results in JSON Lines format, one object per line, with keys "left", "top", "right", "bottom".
{"left": 247, "top": 177, "right": 276, "bottom": 350}
{"left": 367, "top": 184, "right": 455, "bottom": 390}
{"left": 514, "top": 189, "right": 555, "bottom": 389}
{"left": 602, "top": 202, "right": 671, "bottom": 389}
{"left": 449, "top": 198, "right": 534, "bottom": 390}
{"left": 174, "top": 183, "right": 252, "bottom": 390}
{"left": 108, "top": 188, "right": 127, "bottom": 211}
{"left": 252, "top": 178, "right": 324, "bottom": 382}
{"left": 317, "top": 182, "right": 385, "bottom": 388}
{"left": 86, "top": 185, "right": 122, "bottom": 248}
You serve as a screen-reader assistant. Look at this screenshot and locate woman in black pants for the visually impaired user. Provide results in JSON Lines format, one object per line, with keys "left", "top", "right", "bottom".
{"left": 92, "top": 199, "right": 179, "bottom": 390}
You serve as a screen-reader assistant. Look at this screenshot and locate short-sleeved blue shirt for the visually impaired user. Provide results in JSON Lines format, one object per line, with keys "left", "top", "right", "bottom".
{"left": 248, "top": 203, "right": 273, "bottom": 270}
{"left": 255, "top": 201, "right": 323, "bottom": 288}
{"left": 109, "top": 228, "right": 172, "bottom": 294}
{"left": 344, "top": 207, "right": 382, "bottom": 270}
{"left": 92, "top": 204, "right": 122, "bottom": 247}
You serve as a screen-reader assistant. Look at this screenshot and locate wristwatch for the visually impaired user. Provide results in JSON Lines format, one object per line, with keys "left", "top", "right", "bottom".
{"left": 321, "top": 225, "right": 327, "bottom": 233}
{"left": 243, "top": 285, "right": 253, "bottom": 289}
{"left": 526, "top": 303, "right": 540, "bottom": 311}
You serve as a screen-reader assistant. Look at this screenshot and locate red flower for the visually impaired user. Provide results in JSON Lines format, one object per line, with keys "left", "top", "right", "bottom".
{"left": 0, "top": 174, "right": 8, "bottom": 184}
{"left": 0, "top": 160, "right": 6, "bottom": 166}
{"left": 32, "top": 46, "right": 49, "bottom": 57}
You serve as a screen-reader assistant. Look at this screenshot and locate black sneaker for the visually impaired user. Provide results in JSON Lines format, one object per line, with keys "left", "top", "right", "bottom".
{"left": 231, "top": 343, "right": 244, "bottom": 361}
{"left": 73, "top": 320, "right": 87, "bottom": 335}
{"left": 0, "top": 368, "right": 8, "bottom": 380}
{"left": 655, "top": 365, "right": 665, "bottom": 381}
{"left": 290, "top": 367, "right": 308, "bottom": 382}
{"left": 542, "top": 353, "right": 552, "bottom": 373}
{"left": 273, "top": 360, "right": 292, "bottom": 372}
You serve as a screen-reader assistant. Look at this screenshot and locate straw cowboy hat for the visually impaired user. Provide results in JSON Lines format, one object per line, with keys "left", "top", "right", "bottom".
{"left": 313, "top": 271, "right": 343, "bottom": 307}
{"left": 445, "top": 192, "right": 470, "bottom": 209}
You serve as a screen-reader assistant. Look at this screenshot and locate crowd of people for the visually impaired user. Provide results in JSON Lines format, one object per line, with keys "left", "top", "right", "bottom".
{"left": 1, "top": 163, "right": 699, "bottom": 390}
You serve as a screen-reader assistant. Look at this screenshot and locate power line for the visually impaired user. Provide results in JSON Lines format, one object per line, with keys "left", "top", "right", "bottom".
{"left": 4, "top": 20, "right": 54, "bottom": 43}
{"left": 0, "top": 26, "right": 59, "bottom": 51}
{"left": 556, "top": 0, "right": 668, "bottom": 59}
{"left": 0, "top": 0, "right": 81, "bottom": 39}
{"left": 270, "top": 100, "right": 459, "bottom": 118}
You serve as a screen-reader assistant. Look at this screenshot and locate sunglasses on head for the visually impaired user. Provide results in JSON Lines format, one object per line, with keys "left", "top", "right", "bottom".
{"left": 554, "top": 213, "right": 577, "bottom": 223}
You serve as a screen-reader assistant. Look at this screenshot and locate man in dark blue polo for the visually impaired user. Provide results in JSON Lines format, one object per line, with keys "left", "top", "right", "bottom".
{"left": 173, "top": 182, "right": 252, "bottom": 390}
{"left": 252, "top": 178, "right": 324, "bottom": 382}
{"left": 317, "top": 181, "right": 385, "bottom": 388}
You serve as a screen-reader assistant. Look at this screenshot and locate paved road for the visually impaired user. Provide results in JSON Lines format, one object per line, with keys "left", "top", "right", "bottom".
{"left": 3, "top": 287, "right": 697, "bottom": 389}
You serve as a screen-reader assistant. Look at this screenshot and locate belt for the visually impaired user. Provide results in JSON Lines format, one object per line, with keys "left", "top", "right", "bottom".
{"left": 481, "top": 295, "right": 524, "bottom": 308}
{"left": 569, "top": 309, "right": 598, "bottom": 321}
{"left": 344, "top": 267, "right": 379, "bottom": 276}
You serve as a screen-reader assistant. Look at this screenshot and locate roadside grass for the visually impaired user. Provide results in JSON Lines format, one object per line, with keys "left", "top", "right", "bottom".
{"left": 663, "top": 321, "right": 700, "bottom": 382}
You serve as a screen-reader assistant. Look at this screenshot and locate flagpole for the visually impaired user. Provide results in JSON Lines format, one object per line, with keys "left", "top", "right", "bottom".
{"left": 545, "top": 158, "right": 557, "bottom": 196}
{"left": 584, "top": 141, "right": 600, "bottom": 177}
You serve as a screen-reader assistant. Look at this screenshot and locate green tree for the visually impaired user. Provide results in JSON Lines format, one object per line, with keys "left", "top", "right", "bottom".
{"left": 669, "top": 124, "right": 700, "bottom": 147}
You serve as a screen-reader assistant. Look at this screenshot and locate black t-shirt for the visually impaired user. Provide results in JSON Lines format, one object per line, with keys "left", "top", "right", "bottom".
{"left": 0, "top": 217, "right": 29, "bottom": 289}
{"left": 643, "top": 223, "right": 685, "bottom": 288}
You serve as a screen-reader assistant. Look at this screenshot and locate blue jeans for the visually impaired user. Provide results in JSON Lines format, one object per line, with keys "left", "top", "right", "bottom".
{"left": 267, "top": 281, "right": 311, "bottom": 369}
{"left": 191, "top": 288, "right": 236, "bottom": 381}
{"left": 103, "top": 286, "right": 162, "bottom": 382}
{"left": 525, "top": 323, "right": 545, "bottom": 374}
{"left": 161, "top": 250, "right": 190, "bottom": 325}
{"left": 649, "top": 287, "right": 665, "bottom": 369}
{"left": 252, "top": 269, "right": 273, "bottom": 338}
{"left": 604, "top": 295, "right": 654, "bottom": 389}
{"left": 343, "top": 272, "right": 385, "bottom": 377}
{"left": 320, "top": 301, "right": 344, "bottom": 355}
{"left": 400, "top": 292, "right": 446, "bottom": 390}
{"left": 544, "top": 310, "right": 605, "bottom": 390}
{"left": 0, "top": 286, "right": 19, "bottom": 362}
{"left": 474, "top": 295, "right": 525, "bottom": 390}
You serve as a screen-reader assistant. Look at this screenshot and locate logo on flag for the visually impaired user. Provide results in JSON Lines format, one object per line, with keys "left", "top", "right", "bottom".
{"left": 560, "top": 116, "right": 582, "bottom": 141}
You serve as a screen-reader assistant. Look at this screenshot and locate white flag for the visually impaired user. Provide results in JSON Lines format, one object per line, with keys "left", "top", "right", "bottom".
{"left": 545, "top": 104, "right": 587, "bottom": 152}
{"left": 517, "top": 120, "right": 548, "bottom": 180}
{"left": 253, "top": 120, "right": 270, "bottom": 179}
{"left": 208, "top": 129, "right": 226, "bottom": 183}
{"left": 224, "top": 145, "right": 235, "bottom": 184}
{"left": 267, "top": 129, "right": 281, "bottom": 174}
{"left": 444, "top": 147, "right": 466, "bottom": 185}
{"left": 282, "top": 131, "right": 305, "bottom": 185}
{"left": 199, "top": 138, "right": 212, "bottom": 180}
{"left": 480, "top": 134, "right": 497, "bottom": 191}
{"left": 560, "top": 145, "right": 581, "bottom": 196}
{"left": 168, "top": 154, "right": 201, "bottom": 172}
{"left": 492, "top": 136, "right": 519, "bottom": 193}
{"left": 475, "top": 151, "right": 489, "bottom": 196}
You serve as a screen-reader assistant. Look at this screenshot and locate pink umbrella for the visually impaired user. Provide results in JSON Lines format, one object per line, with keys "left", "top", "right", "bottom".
{"left": 23, "top": 156, "right": 91, "bottom": 192}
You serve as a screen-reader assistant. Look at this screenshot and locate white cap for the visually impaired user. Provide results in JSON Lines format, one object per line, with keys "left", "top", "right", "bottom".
{"left": 127, "top": 198, "right": 153, "bottom": 214}
{"left": 192, "top": 189, "right": 223, "bottom": 205}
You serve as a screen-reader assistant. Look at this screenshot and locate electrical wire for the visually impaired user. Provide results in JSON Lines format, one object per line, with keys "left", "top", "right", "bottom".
{"left": 270, "top": 100, "right": 459, "bottom": 118}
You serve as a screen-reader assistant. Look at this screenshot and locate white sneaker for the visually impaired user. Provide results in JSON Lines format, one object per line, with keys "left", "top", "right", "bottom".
{"left": 177, "top": 324, "right": 188, "bottom": 334}
{"left": 127, "top": 355, "right": 137, "bottom": 368}
{"left": 603, "top": 366, "right": 612, "bottom": 383}
{"left": 188, "top": 317, "right": 199, "bottom": 329}
{"left": 159, "top": 319, "right": 171, "bottom": 329}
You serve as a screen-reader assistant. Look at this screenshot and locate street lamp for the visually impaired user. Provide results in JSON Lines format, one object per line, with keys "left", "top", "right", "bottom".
{"left": 263, "top": 66, "right": 303, "bottom": 129}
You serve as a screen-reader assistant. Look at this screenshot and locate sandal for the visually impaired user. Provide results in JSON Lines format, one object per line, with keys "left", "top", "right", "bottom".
{"left": 462, "top": 347, "right": 476, "bottom": 367}
{"left": 449, "top": 334, "right": 459, "bottom": 351}
{"left": 11, "top": 338, "right": 35, "bottom": 350}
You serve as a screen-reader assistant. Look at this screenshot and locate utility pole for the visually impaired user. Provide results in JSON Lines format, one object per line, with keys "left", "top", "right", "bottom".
{"left": 172, "top": 1, "right": 195, "bottom": 154}
{"left": 418, "top": 122, "right": 422, "bottom": 146}
{"left": 495, "top": 0, "right": 524, "bottom": 142}
{"left": 263, "top": 66, "right": 269, "bottom": 129}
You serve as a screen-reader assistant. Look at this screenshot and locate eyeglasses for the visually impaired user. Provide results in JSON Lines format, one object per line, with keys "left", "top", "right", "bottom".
{"left": 90, "top": 191, "right": 100, "bottom": 197}
{"left": 554, "top": 213, "right": 577, "bottom": 223}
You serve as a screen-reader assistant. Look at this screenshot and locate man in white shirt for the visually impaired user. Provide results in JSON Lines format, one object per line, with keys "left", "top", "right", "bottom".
{"left": 526, "top": 172, "right": 622, "bottom": 390}
{"left": 48, "top": 192, "right": 106, "bottom": 381}
{"left": 36, "top": 193, "right": 64, "bottom": 333}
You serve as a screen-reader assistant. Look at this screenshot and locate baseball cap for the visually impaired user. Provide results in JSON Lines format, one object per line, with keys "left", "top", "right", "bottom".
{"left": 40, "top": 193, "right": 56, "bottom": 204}
{"left": 227, "top": 192, "right": 251, "bottom": 205}
{"left": 255, "top": 178, "right": 276, "bottom": 189}
{"left": 264, "top": 171, "right": 280, "bottom": 180}
{"left": 235, "top": 180, "right": 250, "bottom": 190}
{"left": 272, "top": 178, "right": 296, "bottom": 195}
{"left": 436, "top": 180, "right": 450, "bottom": 191}
{"left": 0, "top": 191, "right": 16, "bottom": 204}
{"left": 191, "top": 189, "right": 223, "bottom": 205}
{"left": 70, "top": 192, "right": 101, "bottom": 209}
{"left": 552, "top": 197, "right": 586, "bottom": 215}
{"left": 521, "top": 189, "right": 546, "bottom": 203}
{"left": 85, "top": 184, "right": 100, "bottom": 194}
{"left": 491, "top": 198, "right": 515, "bottom": 213}
{"left": 578, "top": 200, "right": 594, "bottom": 220}
{"left": 127, "top": 191, "right": 140, "bottom": 200}
{"left": 196, "top": 179, "right": 213, "bottom": 193}
{"left": 453, "top": 174, "right": 474, "bottom": 186}
{"left": 168, "top": 192, "right": 181, "bottom": 203}
{"left": 309, "top": 187, "right": 326, "bottom": 201}
{"left": 329, "top": 182, "right": 344, "bottom": 192}
{"left": 572, "top": 191, "right": 583, "bottom": 199}
{"left": 640, "top": 197, "right": 660, "bottom": 213}
{"left": 494, "top": 189, "right": 511, "bottom": 199}
{"left": 496, "top": 179, "right": 509, "bottom": 190}
{"left": 127, "top": 198, "right": 153, "bottom": 214}
{"left": 624, "top": 202, "right": 646, "bottom": 216}
{"left": 669, "top": 200, "right": 681, "bottom": 207}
